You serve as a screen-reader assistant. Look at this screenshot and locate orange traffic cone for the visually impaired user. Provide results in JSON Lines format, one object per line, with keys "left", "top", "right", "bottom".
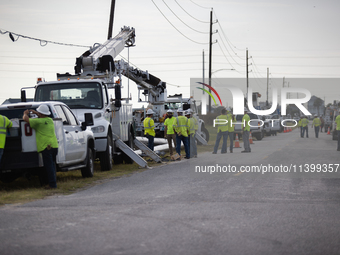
{"left": 284, "top": 127, "right": 287, "bottom": 133}
{"left": 249, "top": 132, "right": 254, "bottom": 144}
{"left": 327, "top": 127, "right": 331, "bottom": 135}
{"left": 289, "top": 126, "right": 292, "bottom": 132}
{"left": 234, "top": 134, "right": 241, "bottom": 148}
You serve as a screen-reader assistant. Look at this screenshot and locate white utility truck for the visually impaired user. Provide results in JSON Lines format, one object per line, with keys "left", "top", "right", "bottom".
{"left": 21, "top": 26, "right": 162, "bottom": 170}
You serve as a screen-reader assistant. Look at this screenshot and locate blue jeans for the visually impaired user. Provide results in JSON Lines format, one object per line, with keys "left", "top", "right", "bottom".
{"left": 213, "top": 131, "right": 228, "bottom": 153}
{"left": 302, "top": 126, "right": 309, "bottom": 138}
{"left": 41, "top": 148, "right": 58, "bottom": 188}
{"left": 0, "top": 148, "right": 3, "bottom": 164}
{"left": 176, "top": 134, "right": 190, "bottom": 158}
{"left": 147, "top": 134, "right": 154, "bottom": 151}
{"left": 228, "top": 132, "right": 234, "bottom": 152}
{"left": 314, "top": 126, "right": 320, "bottom": 138}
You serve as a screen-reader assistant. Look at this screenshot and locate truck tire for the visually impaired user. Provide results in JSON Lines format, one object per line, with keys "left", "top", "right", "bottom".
{"left": 100, "top": 134, "right": 113, "bottom": 171}
{"left": 81, "top": 147, "right": 94, "bottom": 178}
{"left": 254, "top": 132, "right": 263, "bottom": 141}
{"left": 197, "top": 127, "right": 210, "bottom": 145}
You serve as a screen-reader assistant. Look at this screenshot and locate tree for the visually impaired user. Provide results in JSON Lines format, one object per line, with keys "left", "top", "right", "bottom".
{"left": 313, "top": 97, "right": 323, "bottom": 116}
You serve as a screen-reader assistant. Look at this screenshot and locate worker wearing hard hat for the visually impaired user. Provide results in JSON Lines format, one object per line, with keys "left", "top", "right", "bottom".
{"left": 144, "top": 109, "right": 155, "bottom": 151}
{"left": 173, "top": 109, "right": 190, "bottom": 159}
{"left": 187, "top": 109, "right": 198, "bottom": 158}
{"left": 301, "top": 115, "right": 309, "bottom": 138}
{"left": 0, "top": 114, "right": 13, "bottom": 165}
{"left": 227, "top": 108, "right": 236, "bottom": 153}
{"left": 23, "top": 104, "right": 59, "bottom": 189}
{"left": 164, "top": 109, "right": 177, "bottom": 156}
{"left": 241, "top": 107, "right": 251, "bottom": 153}
{"left": 312, "top": 114, "right": 321, "bottom": 138}
{"left": 335, "top": 110, "right": 340, "bottom": 151}
{"left": 213, "top": 108, "right": 229, "bottom": 154}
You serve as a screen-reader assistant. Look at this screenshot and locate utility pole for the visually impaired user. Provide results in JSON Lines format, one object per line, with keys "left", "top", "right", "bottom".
{"left": 208, "top": 9, "right": 213, "bottom": 113}
{"left": 246, "top": 49, "right": 249, "bottom": 101}
{"left": 107, "top": 0, "right": 116, "bottom": 39}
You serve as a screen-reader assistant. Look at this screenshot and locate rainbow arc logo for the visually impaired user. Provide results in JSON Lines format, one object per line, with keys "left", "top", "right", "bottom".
{"left": 196, "top": 82, "right": 222, "bottom": 106}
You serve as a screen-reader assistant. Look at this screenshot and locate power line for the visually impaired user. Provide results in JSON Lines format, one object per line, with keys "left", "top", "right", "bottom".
{"left": 174, "top": 0, "right": 209, "bottom": 23}
{"left": 189, "top": 0, "right": 211, "bottom": 9}
{"left": 162, "top": 0, "right": 209, "bottom": 34}
{"left": 0, "top": 29, "right": 91, "bottom": 48}
{"left": 150, "top": 0, "right": 208, "bottom": 45}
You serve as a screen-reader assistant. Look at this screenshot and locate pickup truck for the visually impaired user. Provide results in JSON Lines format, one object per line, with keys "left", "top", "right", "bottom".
{"left": 0, "top": 101, "right": 95, "bottom": 184}
{"left": 233, "top": 113, "right": 265, "bottom": 140}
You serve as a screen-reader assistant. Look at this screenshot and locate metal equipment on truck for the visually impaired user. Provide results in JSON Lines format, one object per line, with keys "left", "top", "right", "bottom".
{"left": 21, "top": 26, "right": 162, "bottom": 170}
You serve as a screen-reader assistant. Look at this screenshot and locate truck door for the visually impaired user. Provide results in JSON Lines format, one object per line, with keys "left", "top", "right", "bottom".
{"left": 54, "top": 105, "right": 84, "bottom": 163}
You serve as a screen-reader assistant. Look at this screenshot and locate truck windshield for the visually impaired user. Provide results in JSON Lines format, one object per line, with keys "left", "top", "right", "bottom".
{"left": 35, "top": 82, "right": 103, "bottom": 109}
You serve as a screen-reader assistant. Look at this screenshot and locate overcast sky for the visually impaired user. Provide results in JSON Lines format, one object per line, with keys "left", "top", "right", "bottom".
{"left": 1, "top": 0, "right": 340, "bottom": 106}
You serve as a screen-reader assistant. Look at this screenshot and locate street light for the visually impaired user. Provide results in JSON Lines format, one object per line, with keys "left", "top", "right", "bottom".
{"left": 211, "top": 68, "right": 235, "bottom": 74}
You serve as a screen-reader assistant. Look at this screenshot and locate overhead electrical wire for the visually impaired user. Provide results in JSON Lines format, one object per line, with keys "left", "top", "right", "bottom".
{"left": 150, "top": 0, "right": 208, "bottom": 45}
{"left": 0, "top": 29, "right": 90, "bottom": 48}
{"left": 162, "top": 0, "right": 208, "bottom": 34}
{"left": 174, "top": 0, "right": 209, "bottom": 23}
{"left": 189, "top": 0, "right": 211, "bottom": 9}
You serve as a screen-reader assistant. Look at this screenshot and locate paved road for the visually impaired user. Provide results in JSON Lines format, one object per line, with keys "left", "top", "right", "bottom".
{"left": 1, "top": 128, "right": 340, "bottom": 255}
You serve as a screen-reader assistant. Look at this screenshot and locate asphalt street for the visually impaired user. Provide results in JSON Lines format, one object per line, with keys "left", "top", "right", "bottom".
{"left": 1, "top": 128, "right": 340, "bottom": 255}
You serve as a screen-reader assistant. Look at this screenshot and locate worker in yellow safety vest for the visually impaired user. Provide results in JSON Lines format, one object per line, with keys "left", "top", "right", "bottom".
{"left": 213, "top": 108, "right": 229, "bottom": 154}
{"left": 227, "top": 108, "right": 236, "bottom": 153}
{"left": 0, "top": 114, "right": 13, "bottom": 164}
{"left": 298, "top": 117, "right": 303, "bottom": 137}
{"left": 187, "top": 109, "right": 198, "bottom": 158}
{"left": 312, "top": 114, "right": 321, "bottom": 138}
{"left": 301, "top": 116, "right": 309, "bottom": 138}
{"left": 242, "top": 107, "right": 251, "bottom": 153}
{"left": 173, "top": 109, "right": 190, "bottom": 159}
{"left": 144, "top": 109, "right": 155, "bottom": 151}
{"left": 164, "top": 109, "right": 177, "bottom": 156}
{"left": 335, "top": 109, "right": 340, "bottom": 151}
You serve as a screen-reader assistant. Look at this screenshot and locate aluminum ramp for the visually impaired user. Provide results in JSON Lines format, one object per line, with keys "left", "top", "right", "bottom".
{"left": 112, "top": 134, "right": 148, "bottom": 168}
{"left": 195, "top": 132, "right": 208, "bottom": 145}
{"left": 133, "top": 138, "right": 162, "bottom": 163}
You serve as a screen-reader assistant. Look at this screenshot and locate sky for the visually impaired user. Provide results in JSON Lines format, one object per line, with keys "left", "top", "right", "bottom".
{"left": 1, "top": 0, "right": 340, "bottom": 107}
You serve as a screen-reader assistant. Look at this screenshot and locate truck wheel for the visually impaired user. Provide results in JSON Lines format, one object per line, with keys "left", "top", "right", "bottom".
{"left": 255, "top": 133, "right": 263, "bottom": 141}
{"left": 197, "top": 127, "right": 210, "bottom": 145}
{"left": 81, "top": 147, "right": 94, "bottom": 178}
{"left": 100, "top": 134, "right": 113, "bottom": 171}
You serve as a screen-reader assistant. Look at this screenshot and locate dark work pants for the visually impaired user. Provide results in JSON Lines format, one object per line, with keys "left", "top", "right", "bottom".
{"left": 41, "top": 148, "right": 58, "bottom": 188}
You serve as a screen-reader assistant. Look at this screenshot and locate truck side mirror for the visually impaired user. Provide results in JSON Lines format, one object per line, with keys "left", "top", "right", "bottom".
{"left": 81, "top": 113, "right": 94, "bottom": 130}
{"left": 21, "top": 90, "right": 27, "bottom": 102}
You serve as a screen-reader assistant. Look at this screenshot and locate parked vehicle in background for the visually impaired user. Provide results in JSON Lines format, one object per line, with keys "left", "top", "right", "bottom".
{"left": 234, "top": 113, "right": 265, "bottom": 140}
{"left": 263, "top": 115, "right": 280, "bottom": 136}
{"left": 0, "top": 101, "right": 95, "bottom": 184}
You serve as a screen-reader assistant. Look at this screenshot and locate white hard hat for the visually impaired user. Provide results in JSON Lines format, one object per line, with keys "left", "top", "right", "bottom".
{"left": 226, "top": 107, "right": 231, "bottom": 112}
{"left": 185, "top": 110, "right": 191, "bottom": 116}
{"left": 177, "top": 108, "right": 183, "bottom": 113}
{"left": 244, "top": 107, "right": 248, "bottom": 112}
{"left": 146, "top": 109, "right": 154, "bottom": 115}
{"left": 36, "top": 104, "right": 51, "bottom": 116}
{"left": 314, "top": 114, "right": 318, "bottom": 117}
{"left": 167, "top": 109, "right": 173, "bottom": 113}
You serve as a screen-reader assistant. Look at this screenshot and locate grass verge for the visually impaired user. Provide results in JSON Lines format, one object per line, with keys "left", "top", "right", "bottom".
{"left": 0, "top": 125, "right": 225, "bottom": 206}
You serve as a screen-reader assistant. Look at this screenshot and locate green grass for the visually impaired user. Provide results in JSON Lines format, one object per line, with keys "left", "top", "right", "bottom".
{"left": 0, "top": 126, "right": 221, "bottom": 206}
